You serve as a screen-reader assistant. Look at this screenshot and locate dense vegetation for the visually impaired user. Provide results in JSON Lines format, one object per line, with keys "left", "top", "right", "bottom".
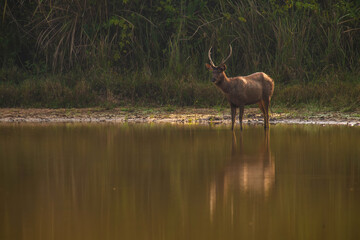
{"left": 1, "top": 0, "right": 360, "bottom": 110}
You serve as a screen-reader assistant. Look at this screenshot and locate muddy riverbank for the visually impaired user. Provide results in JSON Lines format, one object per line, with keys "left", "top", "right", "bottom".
{"left": 0, "top": 107, "right": 359, "bottom": 126}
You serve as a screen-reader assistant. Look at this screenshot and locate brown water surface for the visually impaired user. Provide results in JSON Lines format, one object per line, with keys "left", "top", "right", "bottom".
{"left": 0, "top": 124, "right": 360, "bottom": 240}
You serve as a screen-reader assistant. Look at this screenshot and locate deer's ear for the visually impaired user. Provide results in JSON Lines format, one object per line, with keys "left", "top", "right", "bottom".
{"left": 205, "top": 63, "right": 213, "bottom": 71}
{"left": 219, "top": 64, "right": 227, "bottom": 72}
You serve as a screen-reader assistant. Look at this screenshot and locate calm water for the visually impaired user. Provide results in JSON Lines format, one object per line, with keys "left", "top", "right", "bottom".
{"left": 0, "top": 123, "right": 360, "bottom": 240}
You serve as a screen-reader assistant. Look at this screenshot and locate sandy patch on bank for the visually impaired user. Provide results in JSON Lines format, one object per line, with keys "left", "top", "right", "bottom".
{"left": 0, "top": 107, "right": 359, "bottom": 126}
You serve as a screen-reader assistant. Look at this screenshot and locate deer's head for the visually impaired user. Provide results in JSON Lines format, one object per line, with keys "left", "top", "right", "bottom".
{"left": 205, "top": 45, "right": 232, "bottom": 84}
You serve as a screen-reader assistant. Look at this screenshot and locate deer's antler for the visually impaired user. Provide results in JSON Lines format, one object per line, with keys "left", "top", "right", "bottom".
{"left": 208, "top": 47, "right": 216, "bottom": 67}
{"left": 221, "top": 45, "right": 232, "bottom": 65}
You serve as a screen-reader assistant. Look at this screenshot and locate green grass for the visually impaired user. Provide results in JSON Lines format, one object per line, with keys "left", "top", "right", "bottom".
{"left": 164, "top": 105, "right": 176, "bottom": 112}
{"left": 273, "top": 79, "right": 360, "bottom": 111}
{"left": 0, "top": 67, "right": 359, "bottom": 111}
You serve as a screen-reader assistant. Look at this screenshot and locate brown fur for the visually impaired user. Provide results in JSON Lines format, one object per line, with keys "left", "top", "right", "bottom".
{"left": 206, "top": 63, "right": 274, "bottom": 130}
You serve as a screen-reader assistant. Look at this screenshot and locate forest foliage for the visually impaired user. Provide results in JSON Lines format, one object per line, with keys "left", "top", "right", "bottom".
{"left": 1, "top": 0, "right": 360, "bottom": 108}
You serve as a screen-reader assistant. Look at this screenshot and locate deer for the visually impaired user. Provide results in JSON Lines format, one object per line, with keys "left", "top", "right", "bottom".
{"left": 206, "top": 45, "right": 275, "bottom": 130}
{"left": 209, "top": 131, "right": 275, "bottom": 220}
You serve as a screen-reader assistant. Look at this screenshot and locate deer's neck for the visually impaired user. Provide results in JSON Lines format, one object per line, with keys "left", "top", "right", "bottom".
{"left": 216, "top": 73, "right": 231, "bottom": 94}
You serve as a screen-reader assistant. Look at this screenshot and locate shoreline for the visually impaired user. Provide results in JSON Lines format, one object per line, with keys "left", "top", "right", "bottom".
{"left": 0, "top": 107, "right": 359, "bottom": 126}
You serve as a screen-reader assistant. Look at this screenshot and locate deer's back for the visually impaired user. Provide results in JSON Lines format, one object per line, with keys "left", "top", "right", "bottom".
{"left": 227, "top": 72, "right": 274, "bottom": 106}
{"left": 243, "top": 72, "right": 274, "bottom": 99}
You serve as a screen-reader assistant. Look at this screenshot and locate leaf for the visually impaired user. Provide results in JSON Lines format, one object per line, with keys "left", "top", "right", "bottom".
{"left": 223, "top": 12, "right": 231, "bottom": 20}
{"left": 238, "top": 16, "right": 247, "bottom": 23}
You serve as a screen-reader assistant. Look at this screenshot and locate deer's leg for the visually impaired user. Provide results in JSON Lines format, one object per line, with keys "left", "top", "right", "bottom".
{"left": 231, "top": 105, "right": 236, "bottom": 131}
{"left": 239, "top": 105, "right": 244, "bottom": 131}
{"left": 258, "top": 102, "right": 266, "bottom": 128}
{"left": 258, "top": 102, "right": 265, "bottom": 115}
{"left": 262, "top": 99, "right": 270, "bottom": 129}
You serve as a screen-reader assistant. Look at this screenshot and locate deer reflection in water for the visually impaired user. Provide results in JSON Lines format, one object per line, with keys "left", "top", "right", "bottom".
{"left": 209, "top": 130, "right": 275, "bottom": 221}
